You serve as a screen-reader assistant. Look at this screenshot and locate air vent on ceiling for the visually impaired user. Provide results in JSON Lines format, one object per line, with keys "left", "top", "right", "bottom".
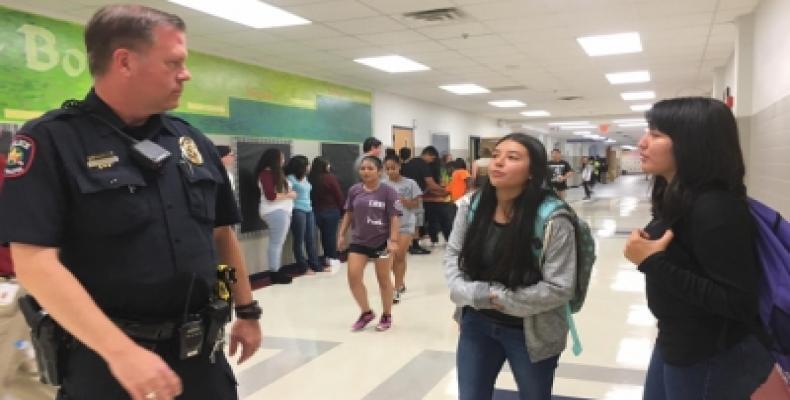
{"left": 489, "top": 85, "right": 527, "bottom": 92}
{"left": 402, "top": 8, "right": 465, "bottom": 22}
{"left": 558, "top": 95, "right": 584, "bottom": 101}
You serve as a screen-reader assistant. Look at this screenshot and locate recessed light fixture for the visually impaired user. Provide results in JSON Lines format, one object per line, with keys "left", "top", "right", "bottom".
{"left": 167, "top": 0, "right": 311, "bottom": 28}
{"left": 605, "top": 139, "right": 617, "bottom": 143}
{"left": 618, "top": 122, "right": 648, "bottom": 127}
{"left": 577, "top": 32, "right": 642, "bottom": 56}
{"left": 573, "top": 131, "right": 591, "bottom": 136}
{"left": 621, "top": 91, "right": 655, "bottom": 101}
{"left": 548, "top": 121, "right": 590, "bottom": 126}
{"left": 606, "top": 70, "right": 650, "bottom": 85}
{"left": 354, "top": 55, "right": 430, "bottom": 73}
{"left": 489, "top": 100, "right": 526, "bottom": 108}
{"left": 630, "top": 104, "right": 653, "bottom": 112}
{"left": 560, "top": 125, "right": 596, "bottom": 130}
{"left": 520, "top": 110, "right": 550, "bottom": 117}
{"left": 439, "top": 84, "right": 490, "bottom": 95}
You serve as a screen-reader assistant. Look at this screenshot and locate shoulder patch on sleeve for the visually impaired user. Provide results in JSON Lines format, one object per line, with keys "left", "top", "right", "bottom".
{"left": 5, "top": 135, "right": 36, "bottom": 178}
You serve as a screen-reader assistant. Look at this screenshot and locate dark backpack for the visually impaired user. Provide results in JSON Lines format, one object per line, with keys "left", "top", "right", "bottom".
{"left": 748, "top": 197, "right": 790, "bottom": 376}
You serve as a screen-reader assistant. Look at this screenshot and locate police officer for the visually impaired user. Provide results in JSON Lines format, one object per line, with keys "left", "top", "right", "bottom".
{"left": 0, "top": 5, "right": 261, "bottom": 400}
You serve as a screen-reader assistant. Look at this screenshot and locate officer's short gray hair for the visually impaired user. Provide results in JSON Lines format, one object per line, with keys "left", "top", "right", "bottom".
{"left": 85, "top": 4, "right": 186, "bottom": 77}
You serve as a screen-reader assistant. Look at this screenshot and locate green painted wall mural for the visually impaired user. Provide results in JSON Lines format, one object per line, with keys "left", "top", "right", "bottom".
{"left": 0, "top": 6, "right": 372, "bottom": 142}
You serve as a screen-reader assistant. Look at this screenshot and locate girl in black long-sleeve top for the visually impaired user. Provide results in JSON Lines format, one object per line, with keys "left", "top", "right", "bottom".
{"left": 624, "top": 97, "right": 773, "bottom": 400}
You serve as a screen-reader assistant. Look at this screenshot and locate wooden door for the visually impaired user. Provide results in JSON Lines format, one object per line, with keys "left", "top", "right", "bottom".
{"left": 392, "top": 126, "right": 414, "bottom": 155}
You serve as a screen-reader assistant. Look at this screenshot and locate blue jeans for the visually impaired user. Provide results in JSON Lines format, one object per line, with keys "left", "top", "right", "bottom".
{"left": 261, "top": 210, "right": 291, "bottom": 272}
{"left": 315, "top": 208, "right": 341, "bottom": 260}
{"left": 643, "top": 335, "right": 773, "bottom": 400}
{"left": 457, "top": 308, "right": 559, "bottom": 400}
{"left": 291, "top": 209, "right": 321, "bottom": 270}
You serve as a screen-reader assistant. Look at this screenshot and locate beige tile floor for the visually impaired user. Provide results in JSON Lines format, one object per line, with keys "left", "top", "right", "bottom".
{"left": 231, "top": 175, "right": 657, "bottom": 400}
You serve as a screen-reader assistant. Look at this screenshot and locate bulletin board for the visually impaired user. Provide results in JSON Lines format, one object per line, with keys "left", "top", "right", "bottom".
{"left": 321, "top": 143, "right": 360, "bottom": 195}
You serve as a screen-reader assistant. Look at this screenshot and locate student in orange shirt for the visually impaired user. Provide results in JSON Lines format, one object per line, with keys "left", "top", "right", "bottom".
{"left": 449, "top": 158, "right": 473, "bottom": 201}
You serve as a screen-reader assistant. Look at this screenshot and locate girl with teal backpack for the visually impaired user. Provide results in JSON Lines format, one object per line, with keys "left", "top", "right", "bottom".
{"left": 444, "top": 133, "right": 594, "bottom": 400}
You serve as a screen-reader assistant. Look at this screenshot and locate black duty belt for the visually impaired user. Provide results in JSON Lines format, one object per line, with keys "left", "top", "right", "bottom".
{"left": 112, "top": 318, "right": 178, "bottom": 341}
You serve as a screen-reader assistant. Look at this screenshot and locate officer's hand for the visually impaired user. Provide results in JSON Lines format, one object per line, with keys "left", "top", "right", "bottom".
{"left": 107, "top": 344, "right": 182, "bottom": 400}
{"left": 229, "top": 319, "right": 262, "bottom": 364}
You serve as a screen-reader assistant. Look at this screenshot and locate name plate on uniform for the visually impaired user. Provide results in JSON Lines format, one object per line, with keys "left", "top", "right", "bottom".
{"left": 87, "top": 151, "right": 120, "bottom": 170}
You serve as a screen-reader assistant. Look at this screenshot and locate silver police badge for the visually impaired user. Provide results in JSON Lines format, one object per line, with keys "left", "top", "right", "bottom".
{"left": 179, "top": 137, "right": 204, "bottom": 166}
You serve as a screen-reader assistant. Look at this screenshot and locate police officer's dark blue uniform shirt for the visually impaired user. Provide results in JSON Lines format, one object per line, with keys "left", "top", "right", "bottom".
{"left": 0, "top": 89, "right": 240, "bottom": 319}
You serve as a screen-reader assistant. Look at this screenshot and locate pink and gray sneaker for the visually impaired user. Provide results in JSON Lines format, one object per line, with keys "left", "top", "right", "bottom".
{"left": 375, "top": 314, "right": 392, "bottom": 331}
{"left": 351, "top": 310, "right": 375, "bottom": 331}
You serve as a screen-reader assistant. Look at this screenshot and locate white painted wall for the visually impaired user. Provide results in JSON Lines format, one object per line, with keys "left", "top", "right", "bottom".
{"left": 372, "top": 91, "right": 504, "bottom": 150}
{"left": 750, "top": 0, "right": 790, "bottom": 115}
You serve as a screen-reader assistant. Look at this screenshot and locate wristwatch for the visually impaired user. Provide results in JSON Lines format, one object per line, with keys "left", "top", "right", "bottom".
{"left": 234, "top": 300, "right": 262, "bottom": 320}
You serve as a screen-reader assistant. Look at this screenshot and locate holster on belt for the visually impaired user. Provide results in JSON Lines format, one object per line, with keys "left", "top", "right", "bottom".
{"left": 18, "top": 295, "right": 68, "bottom": 386}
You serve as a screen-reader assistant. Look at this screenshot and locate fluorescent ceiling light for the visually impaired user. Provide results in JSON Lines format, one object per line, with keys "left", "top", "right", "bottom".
{"left": 439, "top": 84, "right": 490, "bottom": 95}
{"left": 619, "top": 122, "right": 648, "bottom": 127}
{"left": 520, "top": 110, "right": 550, "bottom": 117}
{"left": 621, "top": 91, "right": 655, "bottom": 101}
{"left": 622, "top": 145, "right": 638, "bottom": 150}
{"left": 489, "top": 100, "right": 526, "bottom": 108}
{"left": 606, "top": 70, "right": 650, "bottom": 85}
{"left": 354, "top": 55, "right": 430, "bottom": 73}
{"left": 606, "top": 139, "right": 617, "bottom": 143}
{"left": 168, "top": 0, "right": 311, "bottom": 28}
{"left": 560, "top": 125, "right": 596, "bottom": 130}
{"left": 613, "top": 118, "right": 646, "bottom": 124}
{"left": 548, "top": 121, "right": 589, "bottom": 126}
{"left": 577, "top": 32, "right": 642, "bottom": 56}
{"left": 573, "top": 131, "right": 590, "bottom": 135}
{"left": 630, "top": 104, "right": 653, "bottom": 112}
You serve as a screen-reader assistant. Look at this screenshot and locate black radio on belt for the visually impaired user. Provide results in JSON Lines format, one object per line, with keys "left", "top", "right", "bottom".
{"left": 178, "top": 316, "right": 204, "bottom": 360}
{"left": 61, "top": 99, "right": 171, "bottom": 172}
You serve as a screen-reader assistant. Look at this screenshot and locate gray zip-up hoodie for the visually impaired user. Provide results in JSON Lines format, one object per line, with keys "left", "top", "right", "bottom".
{"left": 444, "top": 193, "right": 577, "bottom": 362}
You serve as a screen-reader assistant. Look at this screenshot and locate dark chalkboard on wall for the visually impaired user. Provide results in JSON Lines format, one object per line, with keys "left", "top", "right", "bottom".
{"left": 321, "top": 143, "right": 360, "bottom": 195}
{"left": 234, "top": 139, "right": 291, "bottom": 235}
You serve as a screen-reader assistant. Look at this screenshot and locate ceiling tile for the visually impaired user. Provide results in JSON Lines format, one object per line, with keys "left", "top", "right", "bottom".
{"left": 415, "top": 22, "right": 492, "bottom": 40}
{"left": 360, "top": 0, "right": 455, "bottom": 14}
{"left": 284, "top": 1, "right": 379, "bottom": 22}
{"left": 360, "top": 30, "right": 429, "bottom": 45}
{"left": 326, "top": 16, "right": 406, "bottom": 34}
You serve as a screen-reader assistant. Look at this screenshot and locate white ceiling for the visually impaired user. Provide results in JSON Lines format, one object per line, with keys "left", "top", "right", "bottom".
{"left": 0, "top": 0, "right": 761, "bottom": 144}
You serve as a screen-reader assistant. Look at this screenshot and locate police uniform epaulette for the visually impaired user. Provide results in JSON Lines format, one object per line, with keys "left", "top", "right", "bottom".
{"left": 164, "top": 114, "right": 194, "bottom": 127}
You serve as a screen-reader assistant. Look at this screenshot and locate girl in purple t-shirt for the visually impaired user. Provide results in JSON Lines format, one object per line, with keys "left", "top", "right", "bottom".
{"left": 338, "top": 156, "right": 401, "bottom": 332}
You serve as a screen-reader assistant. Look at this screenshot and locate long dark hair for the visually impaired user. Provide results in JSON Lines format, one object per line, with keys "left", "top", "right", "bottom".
{"left": 646, "top": 97, "right": 746, "bottom": 224}
{"left": 308, "top": 156, "right": 330, "bottom": 189}
{"left": 459, "top": 133, "right": 554, "bottom": 289}
{"left": 255, "top": 148, "right": 286, "bottom": 193}
{"left": 284, "top": 155, "right": 309, "bottom": 180}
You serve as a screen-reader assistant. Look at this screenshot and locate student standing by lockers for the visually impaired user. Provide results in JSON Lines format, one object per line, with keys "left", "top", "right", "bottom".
{"left": 445, "top": 133, "right": 577, "bottom": 400}
{"left": 338, "top": 156, "right": 401, "bottom": 331}
{"left": 286, "top": 155, "right": 323, "bottom": 273}
{"left": 382, "top": 154, "right": 422, "bottom": 304}
{"left": 624, "top": 97, "right": 774, "bottom": 400}
{"left": 308, "top": 156, "right": 344, "bottom": 268}
{"left": 257, "top": 148, "right": 297, "bottom": 284}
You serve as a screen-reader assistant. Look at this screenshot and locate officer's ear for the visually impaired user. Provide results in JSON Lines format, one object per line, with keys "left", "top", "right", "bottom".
{"left": 112, "top": 48, "right": 136, "bottom": 77}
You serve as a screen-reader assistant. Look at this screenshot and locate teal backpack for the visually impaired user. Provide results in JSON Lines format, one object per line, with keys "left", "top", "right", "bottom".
{"left": 468, "top": 193, "right": 596, "bottom": 355}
